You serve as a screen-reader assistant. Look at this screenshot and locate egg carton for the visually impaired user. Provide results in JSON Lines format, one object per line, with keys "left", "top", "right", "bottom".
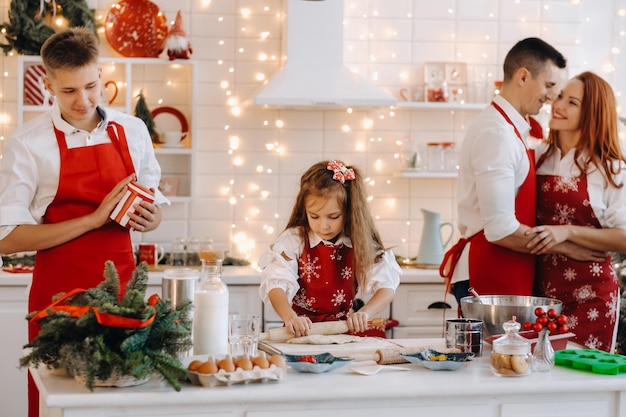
{"left": 555, "top": 349, "right": 626, "bottom": 375}
{"left": 188, "top": 365, "right": 286, "bottom": 387}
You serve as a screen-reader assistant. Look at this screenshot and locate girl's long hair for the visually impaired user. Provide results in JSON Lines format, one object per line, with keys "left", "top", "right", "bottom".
{"left": 537, "top": 71, "right": 626, "bottom": 187}
{"left": 284, "top": 161, "right": 385, "bottom": 290}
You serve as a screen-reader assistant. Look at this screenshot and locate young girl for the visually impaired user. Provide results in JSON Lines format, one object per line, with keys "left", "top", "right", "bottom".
{"left": 259, "top": 160, "right": 401, "bottom": 337}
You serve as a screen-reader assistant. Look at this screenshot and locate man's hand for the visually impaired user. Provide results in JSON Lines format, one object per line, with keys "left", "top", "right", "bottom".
{"left": 551, "top": 241, "right": 607, "bottom": 262}
{"left": 90, "top": 174, "right": 135, "bottom": 229}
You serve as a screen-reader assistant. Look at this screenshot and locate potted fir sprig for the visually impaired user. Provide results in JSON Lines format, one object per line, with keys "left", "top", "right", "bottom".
{"left": 20, "top": 261, "right": 192, "bottom": 391}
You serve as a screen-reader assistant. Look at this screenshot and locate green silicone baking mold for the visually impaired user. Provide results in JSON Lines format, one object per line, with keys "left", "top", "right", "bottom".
{"left": 554, "top": 349, "right": 626, "bottom": 375}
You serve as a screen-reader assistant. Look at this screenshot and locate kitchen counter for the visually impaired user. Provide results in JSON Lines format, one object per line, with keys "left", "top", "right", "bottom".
{"left": 32, "top": 339, "right": 626, "bottom": 417}
{"left": 0, "top": 264, "right": 443, "bottom": 286}
{"left": 1, "top": 266, "right": 445, "bottom": 417}
{"left": 0, "top": 265, "right": 263, "bottom": 286}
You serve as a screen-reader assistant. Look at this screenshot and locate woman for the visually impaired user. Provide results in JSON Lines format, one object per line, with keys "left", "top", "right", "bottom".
{"left": 527, "top": 72, "right": 626, "bottom": 352}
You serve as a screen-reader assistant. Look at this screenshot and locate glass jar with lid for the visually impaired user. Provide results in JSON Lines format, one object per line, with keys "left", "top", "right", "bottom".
{"left": 427, "top": 142, "right": 445, "bottom": 172}
{"left": 426, "top": 70, "right": 449, "bottom": 102}
{"left": 490, "top": 317, "right": 531, "bottom": 377}
{"left": 441, "top": 142, "right": 457, "bottom": 172}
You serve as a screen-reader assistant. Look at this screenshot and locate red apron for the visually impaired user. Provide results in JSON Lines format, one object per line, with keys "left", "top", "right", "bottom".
{"left": 440, "top": 102, "right": 536, "bottom": 296}
{"left": 536, "top": 174, "right": 618, "bottom": 352}
{"left": 28, "top": 121, "right": 136, "bottom": 417}
{"left": 293, "top": 237, "right": 356, "bottom": 322}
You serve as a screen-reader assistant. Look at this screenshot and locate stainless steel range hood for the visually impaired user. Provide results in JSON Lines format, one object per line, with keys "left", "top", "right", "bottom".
{"left": 253, "top": 0, "right": 396, "bottom": 108}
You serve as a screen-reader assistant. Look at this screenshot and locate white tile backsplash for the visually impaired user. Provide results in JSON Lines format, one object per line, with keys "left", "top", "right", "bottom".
{"left": 0, "top": 0, "right": 622, "bottom": 263}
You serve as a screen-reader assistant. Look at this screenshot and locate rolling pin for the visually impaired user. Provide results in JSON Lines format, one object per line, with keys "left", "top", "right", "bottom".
{"left": 285, "top": 347, "right": 428, "bottom": 364}
{"left": 259, "top": 318, "right": 386, "bottom": 342}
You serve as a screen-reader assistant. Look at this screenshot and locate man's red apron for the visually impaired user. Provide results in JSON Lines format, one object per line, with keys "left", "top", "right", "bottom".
{"left": 536, "top": 174, "right": 618, "bottom": 352}
{"left": 28, "top": 121, "right": 137, "bottom": 417}
{"left": 440, "top": 102, "right": 536, "bottom": 296}
{"left": 293, "top": 237, "right": 356, "bottom": 322}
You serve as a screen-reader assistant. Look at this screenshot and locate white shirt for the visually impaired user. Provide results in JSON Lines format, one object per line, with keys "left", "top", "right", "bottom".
{"left": 452, "top": 95, "right": 531, "bottom": 284}
{"left": 258, "top": 228, "right": 402, "bottom": 305}
{"left": 534, "top": 142, "right": 626, "bottom": 230}
{"left": 0, "top": 103, "right": 169, "bottom": 241}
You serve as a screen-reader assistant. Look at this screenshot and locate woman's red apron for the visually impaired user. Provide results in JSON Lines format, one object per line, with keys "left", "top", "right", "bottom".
{"left": 292, "top": 237, "right": 356, "bottom": 322}
{"left": 28, "top": 121, "right": 136, "bottom": 417}
{"left": 535, "top": 173, "right": 618, "bottom": 352}
{"left": 440, "top": 102, "right": 536, "bottom": 296}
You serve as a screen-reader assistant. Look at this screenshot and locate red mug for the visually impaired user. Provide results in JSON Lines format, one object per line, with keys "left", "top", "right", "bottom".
{"left": 138, "top": 243, "right": 165, "bottom": 266}
{"left": 110, "top": 182, "right": 155, "bottom": 229}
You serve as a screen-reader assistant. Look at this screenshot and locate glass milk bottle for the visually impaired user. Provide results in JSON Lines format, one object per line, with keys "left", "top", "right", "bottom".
{"left": 193, "top": 256, "right": 229, "bottom": 356}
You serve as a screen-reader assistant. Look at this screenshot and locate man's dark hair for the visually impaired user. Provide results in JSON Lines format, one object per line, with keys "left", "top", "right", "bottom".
{"left": 503, "top": 37, "right": 567, "bottom": 80}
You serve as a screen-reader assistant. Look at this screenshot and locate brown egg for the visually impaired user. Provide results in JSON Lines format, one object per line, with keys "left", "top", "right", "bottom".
{"left": 187, "top": 359, "right": 203, "bottom": 372}
{"left": 268, "top": 354, "right": 287, "bottom": 368}
{"left": 217, "top": 355, "right": 236, "bottom": 372}
{"left": 251, "top": 352, "right": 270, "bottom": 369}
{"left": 235, "top": 355, "right": 253, "bottom": 371}
{"left": 197, "top": 357, "right": 218, "bottom": 374}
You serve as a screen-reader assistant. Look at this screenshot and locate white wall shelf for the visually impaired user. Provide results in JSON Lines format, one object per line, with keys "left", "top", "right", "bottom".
{"left": 17, "top": 56, "right": 197, "bottom": 202}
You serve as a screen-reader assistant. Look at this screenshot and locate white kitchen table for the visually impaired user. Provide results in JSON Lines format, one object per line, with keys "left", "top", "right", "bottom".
{"left": 32, "top": 339, "right": 626, "bottom": 417}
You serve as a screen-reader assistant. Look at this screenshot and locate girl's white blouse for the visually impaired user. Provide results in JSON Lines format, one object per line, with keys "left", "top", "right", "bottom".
{"left": 259, "top": 228, "right": 401, "bottom": 304}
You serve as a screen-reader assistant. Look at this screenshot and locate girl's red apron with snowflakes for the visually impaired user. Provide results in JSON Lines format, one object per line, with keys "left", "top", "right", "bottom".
{"left": 536, "top": 174, "right": 619, "bottom": 352}
{"left": 293, "top": 237, "right": 356, "bottom": 322}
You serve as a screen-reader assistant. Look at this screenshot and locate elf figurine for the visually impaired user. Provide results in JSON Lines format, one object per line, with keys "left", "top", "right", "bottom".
{"left": 166, "top": 10, "right": 193, "bottom": 60}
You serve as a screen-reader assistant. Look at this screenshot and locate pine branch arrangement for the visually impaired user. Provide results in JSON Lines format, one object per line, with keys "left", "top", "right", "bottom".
{"left": 20, "top": 261, "right": 193, "bottom": 391}
{"left": 0, "top": 0, "right": 98, "bottom": 56}
{"left": 134, "top": 90, "right": 159, "bottom": 143}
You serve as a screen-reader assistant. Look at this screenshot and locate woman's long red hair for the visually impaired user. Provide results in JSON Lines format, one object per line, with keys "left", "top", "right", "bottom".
{"left": 537, "top": 71, "right": 626, "bottom": 188}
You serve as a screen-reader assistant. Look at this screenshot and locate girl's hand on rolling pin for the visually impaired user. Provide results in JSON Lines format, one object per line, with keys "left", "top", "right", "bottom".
{"left": 284, "top": 315, "right": 312, "bottom": 338}
{"left": 347, "top": 311, "right": 370, "bottom": 333}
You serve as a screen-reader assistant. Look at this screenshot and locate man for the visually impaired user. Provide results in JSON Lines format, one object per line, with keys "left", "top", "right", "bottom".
{"left": 0, "top": 27, "right": 168, "bottom": 417}
{"left": 441, "top": 37, "right": 600, "bottom": 304}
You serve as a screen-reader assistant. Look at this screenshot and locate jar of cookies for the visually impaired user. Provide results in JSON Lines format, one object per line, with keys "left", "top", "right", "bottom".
{"left": 490, "top": 316, "right": 531, "bottom": 377}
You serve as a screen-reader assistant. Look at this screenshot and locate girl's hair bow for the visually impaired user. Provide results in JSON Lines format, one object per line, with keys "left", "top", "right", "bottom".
{"left": 327, "top": 160, "right": 355, "bottom": 184}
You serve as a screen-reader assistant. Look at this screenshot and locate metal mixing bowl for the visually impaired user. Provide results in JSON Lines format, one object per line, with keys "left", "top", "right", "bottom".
{"left": 460, "top": 295, "right": 562, "bottom": 338}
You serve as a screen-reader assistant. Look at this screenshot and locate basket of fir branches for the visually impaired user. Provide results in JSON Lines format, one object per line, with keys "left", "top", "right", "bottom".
{"left": 20, "top": 261, "right": 192, "bottom": 391}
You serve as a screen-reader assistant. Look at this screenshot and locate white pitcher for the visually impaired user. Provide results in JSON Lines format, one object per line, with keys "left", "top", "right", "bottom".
{"left": 416, "top": 209, "right": 454, "bottom": 266}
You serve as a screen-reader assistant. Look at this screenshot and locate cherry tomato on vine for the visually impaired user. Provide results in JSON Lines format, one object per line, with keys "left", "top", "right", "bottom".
{"left": 547, "top": 308, "right": 558, "bottom": 319}
{"left": 534, "top": 307, "right": 546, "bottom": 317}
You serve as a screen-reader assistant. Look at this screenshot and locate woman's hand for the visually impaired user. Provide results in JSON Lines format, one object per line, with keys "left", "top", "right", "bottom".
{"left": 283, "top": 315, "right": 312, "bottom": 338}
{"left": 526, "top": 225, "right": 569, "bottom": 255}
{"left": 347, "top": 311, "right": 370, "bottom": 333}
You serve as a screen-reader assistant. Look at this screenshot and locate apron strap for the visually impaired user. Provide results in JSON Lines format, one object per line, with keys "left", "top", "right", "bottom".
{"left": 106, "top": 121, "right": 136, "bottom": 177}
